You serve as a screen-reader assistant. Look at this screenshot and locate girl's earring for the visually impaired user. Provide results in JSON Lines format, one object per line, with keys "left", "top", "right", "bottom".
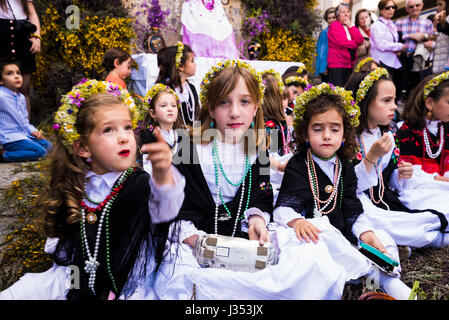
{"left": 305, "top": 141, "right": 310, "bottom": 147}
{"left": 341, "top": 142, "right": 345, "bottom": 146}
{"left": 427, "top": 109, "right": 432, "bottom": 119}
{"left": 85, "top": 157, "right": 92, "bottom": 163}
{"left": 210, "top": 119, "right": 214, "bottom": 128}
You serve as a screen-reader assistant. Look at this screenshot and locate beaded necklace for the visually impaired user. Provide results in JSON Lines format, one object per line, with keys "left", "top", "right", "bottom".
{"left": 423, "top": 123, "right": 444, "bottom": 159}
{"left": 357, "top": 134, "right": 390, "bottom": 210}
{"left": 79, "top": 167, "right": 135, "bottom": 295}
{"left": 278, "top": 121, "right": 290, "bottom": 155}
{"left": 211, "top": 139, "right": 252, "bottom": 236}
{"left": 306, "top": 149, "right": 343, "bottom": 218}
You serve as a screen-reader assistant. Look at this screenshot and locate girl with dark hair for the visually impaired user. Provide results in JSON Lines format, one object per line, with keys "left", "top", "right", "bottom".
{"left": 155, "top": 41, "right": 199, "bottom": 129}
{"left": 394, "top": 72, "right": 449, "bottom": 217}
{"left": 345, "top": 68, "right": 449, "bottom": 250}
{"left": 274, "top": 82, "right": 412, "bottom": 299}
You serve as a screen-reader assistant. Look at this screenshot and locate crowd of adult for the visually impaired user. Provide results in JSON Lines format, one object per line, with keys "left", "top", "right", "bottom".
{"left": 316, "top": 0, "right": 449, "bottom": 103}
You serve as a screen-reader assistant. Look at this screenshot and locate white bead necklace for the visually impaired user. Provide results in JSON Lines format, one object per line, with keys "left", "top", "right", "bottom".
{"left": 423, "top": 124, "right": 444, "bottom": 159}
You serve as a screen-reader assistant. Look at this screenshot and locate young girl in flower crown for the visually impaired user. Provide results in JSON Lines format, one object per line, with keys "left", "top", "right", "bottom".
{"left": 139, "top": 83, "right": 182, "bottom": 175}
{"left": 394, "top": 72, "right": 449, "bottom": 221}
{"left": 345, "top": 68, "right": 449, "bottom": 249}
{"left": 154, "top": 60, "right": 353, "bottom": 300}
{"left": 0, "top": 80, "right": 185, "bottom": 300}
{"left": 260, "top": 69, "right": 293, "bottom": 204}
{"left": 155, "top": 41, "right": 199, "bottom": 129}
{"left": 282, "top": 75, "right": 309, "bottom": 117}
{"left": 273, "top": 83, "right": 412, "bottom": 299}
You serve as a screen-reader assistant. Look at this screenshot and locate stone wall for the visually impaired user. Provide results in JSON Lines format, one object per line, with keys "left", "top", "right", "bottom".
{"left": 122, "top": 0, "right": 246, "bottom": 51}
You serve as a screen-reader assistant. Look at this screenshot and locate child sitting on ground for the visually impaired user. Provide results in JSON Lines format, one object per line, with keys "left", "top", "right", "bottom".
{"left": 0, "top": 59, "right": 51, "bottom": 163}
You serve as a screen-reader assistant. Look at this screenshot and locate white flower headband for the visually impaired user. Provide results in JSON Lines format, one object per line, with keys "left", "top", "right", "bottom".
{"left": 285, "top": 76, "right": 309, "bottom": 88}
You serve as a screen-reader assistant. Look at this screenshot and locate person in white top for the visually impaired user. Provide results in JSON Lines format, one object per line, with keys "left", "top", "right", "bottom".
{"left": 345, "top": 68, "right": 448, "bottom": 251}
{"left": 154, "top": 60, "right": 352, "bottom": 300}
{"left": 0, "top": 80, "right": 185, "bottom": 300}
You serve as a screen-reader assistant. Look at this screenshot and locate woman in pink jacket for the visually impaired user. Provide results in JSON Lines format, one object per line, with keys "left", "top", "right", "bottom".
{"left": 327, "top": 3, "right": 364, "bottom": 86}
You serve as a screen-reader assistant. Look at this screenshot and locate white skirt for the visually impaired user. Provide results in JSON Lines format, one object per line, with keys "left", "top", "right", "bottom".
{"left": 359, "top": 193, "right": 448, "bottom": 248}
{"left": 154, "top": 217, "right": 389, "bottom": 300}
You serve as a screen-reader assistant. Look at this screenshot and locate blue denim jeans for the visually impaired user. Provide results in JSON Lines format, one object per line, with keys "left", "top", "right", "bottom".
{"left": 3, "top": 138, "right": 52, "bottom": 162}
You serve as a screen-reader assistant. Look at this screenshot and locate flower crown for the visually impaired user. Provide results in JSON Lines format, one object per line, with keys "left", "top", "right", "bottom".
{"left": 354, "top": 57, "right": 376, "bottom": 73}
{"left": 294, "top": 82, "right": 360, "bottom": 129}
{"left": 423, "top": 71, "right": 449, "bottom": 100}
{"left": 142, "top": 83, "right": 181, "bottom": 115}
{"left": 53, "top": 79, "right": 138, "bottom": 152}
{"left": 284, "top": 76, "right": 309, "bottom": 88}
{"left": 199, "top": 59, "right": 265, "bottom": 110}
{"left": 355, "top": 67, "right": 389, "bottom": 105}
{"left": 261, "top": 69, "right": 285, "bottom": 94}
{"left": 296, "top": 64, "right": 307, "bottom": 74}
{"left": 175, "top": 41, "right": 184, "bottom": 69}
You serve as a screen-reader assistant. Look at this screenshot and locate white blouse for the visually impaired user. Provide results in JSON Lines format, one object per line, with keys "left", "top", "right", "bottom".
{"left": 273, "top": 153, "right": 374, "bottom": 240}
{"left": 45, "top": 166, "right": 185, "bottom": 254}
{"left": 175, "top": 140, "right": 271, "bottom": 242}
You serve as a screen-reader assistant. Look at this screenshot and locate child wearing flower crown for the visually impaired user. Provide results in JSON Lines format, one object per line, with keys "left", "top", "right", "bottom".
{"left": 282, "top": 73, "right": 309, "bottom": 117}
{"left": 155, "top": 42, "right": 199, "bottom": 128}
{"left": 273, "top": 83, "right": 412, "bottom": 299}
{"left": 261, "top": 69, "right": 292, "bottom": 204}
{"left": 345, "top": 68, "right": 448, "bottom": 250}
{"left": 103, "top": 48, "right": 135, "bottom": 90}
{"left": 139, "top": 83, "right": 182, "bottom": 175}
{"left": 154, "top": 60, "right": 352, "bottom": 300}
{"left": 394, "top": 72, "right": 449, "bottom": 221}
{"left": 0, "top": 80, "right": 185, "bottom": 300}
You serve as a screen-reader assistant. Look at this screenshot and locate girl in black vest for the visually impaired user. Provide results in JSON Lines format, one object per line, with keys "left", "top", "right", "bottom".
{"left": 0, "top": 80, "right": 185, "bottom": 300}
{"left": 274, "top": 83, "right": 412, "bottom": 299}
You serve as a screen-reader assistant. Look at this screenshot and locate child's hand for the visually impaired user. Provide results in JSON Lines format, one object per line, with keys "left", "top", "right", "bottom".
{"left": 248, "top": 215, "right": 271, "bottom": 246}
{"left": 367, "top": 133, "right": 393, "bottom": 161}
{"left": 288, "top": 218, "right": 321, "bottom": 244}
{"left": 397, "top": 161, "right": 413, "bottom": 180}
{"left": 141, "top": 127, "right": 174, "bottom": 186}
{"left": 360, "top": 231, "right": 387, "bottom": 254}
{"left": 183, "top": 234, "right": 199, "bottom": 249}
{"left": 434, "top": 175, "right": 449, "bottom": 182}
{"left": 31, "top": 131, "right": 43, "bottom": 140}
